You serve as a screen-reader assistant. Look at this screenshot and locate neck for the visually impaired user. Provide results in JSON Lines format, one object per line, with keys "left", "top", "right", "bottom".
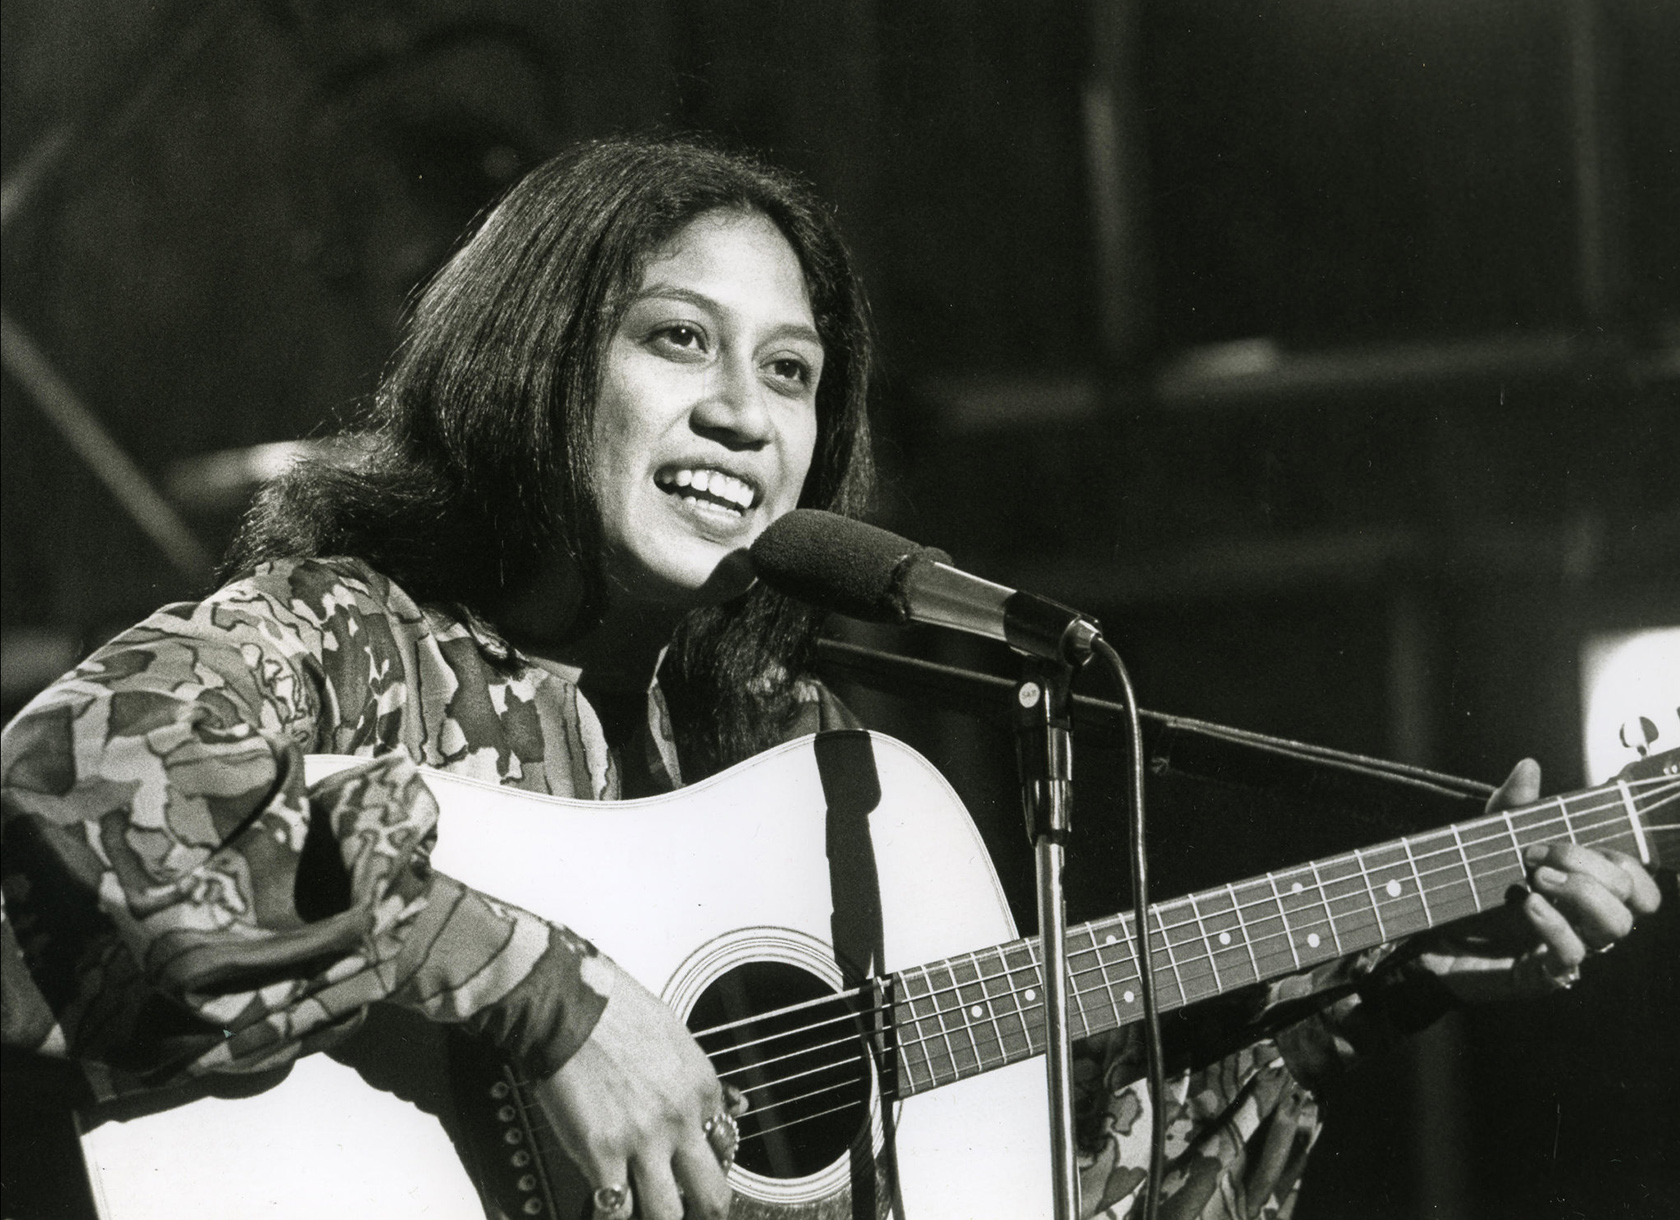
{"left": 533, "top": 604, "right": 681, "bottom": 695}
{"left": 496, "top": 566, "right": 683, "bottom": 696}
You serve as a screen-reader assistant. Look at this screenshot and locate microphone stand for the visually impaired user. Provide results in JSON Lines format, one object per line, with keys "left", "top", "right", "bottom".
{"left": 1014, "top": 654, "right": 1080, "bottom": 1220}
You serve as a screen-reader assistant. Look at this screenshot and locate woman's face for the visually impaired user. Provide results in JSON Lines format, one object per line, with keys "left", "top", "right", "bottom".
{"left": 589, "top": 209, "right": 822, "bottom": 612}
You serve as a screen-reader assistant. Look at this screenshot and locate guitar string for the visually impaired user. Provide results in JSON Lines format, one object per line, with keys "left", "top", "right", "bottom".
{"left": 736, "top": 1071, "right": 871, "bottom": 1119}
{"left": 894, "top": 798, "right": 1675, "bottom": 1083}
{"left": 524, "top": 769, "right": 1653, "bottom": 1153}
{"left": 728, "top": 1042, "right": 869, "bottom": 1097}
{"left": 804, "top": 801, "right": 1674, "bottom": 1108}
{"left": 663, "top": 786, "right": 1679, "bottom": 1102}
{"left": 713, "top": 1026, "right": 864, "bottom": 1082}
{"left": 686, "top": 782, "right": 1675, "bottom": 1066}
{"left": 501, "top": 789, "right": 1676, "bottom": 1156}
{"left": 698, "top": 789, "right": 1676, "bottom": 1097}
{"left": 686, "top": 802, "right": 1622, "bottom": 1078}
{"left": 725, "top": 794, "right": 1676, "bottom": 1115}
{"left": 683, "top": 775, "right": 1678, "bottom": 1051}
{"left": 760, "top": 789, "right": 1680, "bottom": 1099}
{"left": 693, "top": 797, "right": 1637, "bottom": 1068}
{"left": 725, "top": 804, "right": 1668, "bottom": 1106}
{"left": 511, "top": 1072, "right": 871, "bottom": 1152}
{"left": 740, "top": 1095, "right": 867, "bottom": 1143}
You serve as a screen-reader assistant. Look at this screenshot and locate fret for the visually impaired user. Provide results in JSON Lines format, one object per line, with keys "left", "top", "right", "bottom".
{"left": 1185, "top": 892, "right": 1226, "bottom": 993}
{"left": 1021, "top": 939, "right": 1047, "bottom": 1041}
{"left": 1261, "top": 874, "right": 1303, "bottom": 972}
{"left": 1400, "top": 836, "right": 1433, "bottom": 926}
{"left": 1150, "top": 905, "right": 1190, "bottom": 1007}
{"left": 1271, "top": 867, "right": 1339, "bottom": 966}
{"left": 1080, "top": 924, "right": 1122, "bottom": 1032}
{"left": 1616, "top": 780, "right": 1652, "bottom": 865}
{"left": 1162, "top": 897, "right": 1219, "bottom": 1004}
{"left": 976, "top": 947, "right": 1024, "bottom": 1063}
{"left": 1505, "top": 802, "right": 1567, "bottom": 891}
{"left": 1062, "top": 936, "right": 1094, "bottom": 1040}
{"left": 923, "top": 961, "right": 980, "bottom": 1079}
{"left": 1249, "top": 873, "right": 1296, "bottom": 981}
{"left": 1313, "top": 852, "right": 1379, "bottom": 949}
{"left": 1461, "top": 815, "right": 1528, "bottom": 906}
{"left": 1101, "top": 917, "right": 1145, "bottom": 1013}
{"left": 1185, "top": 886, "right": 1256, "bottom": 990}
{"left": 917, "top": 965, "right": 964, "bottom": 1088}
{"left": 1350, "top": 849, "right": 1389, "bottom": 942}
{"left": 1357, "top": 841, "right": 1432, "bottom": 941}
{"left": 990, "top": 942, "right": 1038, "bottom": 1061}
{"left": 1413, "top": 826, "right": 1482, "bottom": 926}
{"left": 1226, "top": 882, "right": 1264, "bottom": 979}
{"left": 949, "top": 952, "right": 1004, "bottom": 1073}
{"left": 1306, "top": 860, "right": 1344, "bottom": 954}
{"left": 1499, "top": 809, "right": 1525, "bottom": 863}
{"left": 1553, "top": 796, "right": 1581, "bottom": 845}
{"left": 1450, "top": 823, "right": 1484, "bottom": 912}
{"left": 893, "top": 968, "right": 945, "bottom": 1091}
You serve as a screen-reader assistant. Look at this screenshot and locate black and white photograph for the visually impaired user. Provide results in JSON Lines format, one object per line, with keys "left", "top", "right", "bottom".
{"left": 3, "top": 3, "right": 1676, "bottom": 1218}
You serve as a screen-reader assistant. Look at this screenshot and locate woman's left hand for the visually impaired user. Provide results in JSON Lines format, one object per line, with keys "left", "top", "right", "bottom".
{"left": 1420, "top": 758, "right": 1664, "bottom": 1003}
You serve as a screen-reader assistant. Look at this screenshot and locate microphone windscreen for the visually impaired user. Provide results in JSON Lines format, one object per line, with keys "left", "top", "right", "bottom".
{"left": 750, "top": 510, "right": 949, "bottom": 622}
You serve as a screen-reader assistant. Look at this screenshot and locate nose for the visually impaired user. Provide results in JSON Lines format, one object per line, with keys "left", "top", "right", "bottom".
{"left": 690, "top": 352, "right": 772, "bottom": 448}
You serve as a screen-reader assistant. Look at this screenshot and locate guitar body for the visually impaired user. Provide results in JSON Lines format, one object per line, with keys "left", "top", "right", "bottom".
{"left": 77, "top": 732, "right": 1054, "bottom": 1219}
{"left": 74, "top": 727, "right": 1677, "bottom": 1218}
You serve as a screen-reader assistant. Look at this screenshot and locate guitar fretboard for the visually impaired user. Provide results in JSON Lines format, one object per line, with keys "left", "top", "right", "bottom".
{"left": 889, "top": 767, "right": 1677, "bottom": 1097}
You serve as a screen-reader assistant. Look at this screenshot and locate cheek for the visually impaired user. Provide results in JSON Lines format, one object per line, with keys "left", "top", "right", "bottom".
{"left": 784, "top": 413, "right": 820, "bottom": 505}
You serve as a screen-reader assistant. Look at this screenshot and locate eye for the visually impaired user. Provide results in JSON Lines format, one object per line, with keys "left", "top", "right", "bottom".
{"left": 767, "top": 357, "right": 813, "bottom": 387}
{"left": 651, "top": 324, "right": 707, "bottom": 354}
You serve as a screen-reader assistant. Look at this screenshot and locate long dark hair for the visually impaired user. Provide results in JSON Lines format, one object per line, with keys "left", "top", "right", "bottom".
{"left": 228, "top": 137, "right": 875, "bottom": 775}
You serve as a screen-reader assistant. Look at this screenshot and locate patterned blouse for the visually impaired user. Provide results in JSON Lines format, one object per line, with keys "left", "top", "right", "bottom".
{"left": 0, "top": 556, "right": 1442, "bottom": 1219}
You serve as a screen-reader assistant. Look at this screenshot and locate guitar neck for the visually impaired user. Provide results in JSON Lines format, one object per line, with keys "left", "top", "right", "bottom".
{"left": 889, "top": 757, "right": 1678, "bottom": 1098}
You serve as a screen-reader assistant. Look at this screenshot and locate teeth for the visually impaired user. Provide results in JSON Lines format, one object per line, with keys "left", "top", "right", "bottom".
{"left": 715, "top": 475, "right": 752, "bottom": 507}
{"left": 659, "top": 468, "right": 756, "bottom": 510}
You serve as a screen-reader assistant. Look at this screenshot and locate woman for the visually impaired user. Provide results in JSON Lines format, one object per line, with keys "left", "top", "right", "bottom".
{"left": 0, "top": 138, "right": 1659, "bottom": 1220}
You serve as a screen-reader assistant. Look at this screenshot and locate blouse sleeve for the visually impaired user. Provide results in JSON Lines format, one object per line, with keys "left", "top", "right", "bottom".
{"left": 1068, "top": 941, "right": 1458, "bottom": 1218}
{"left": 0, "top": 560, "right": 604, "bottom": 1098}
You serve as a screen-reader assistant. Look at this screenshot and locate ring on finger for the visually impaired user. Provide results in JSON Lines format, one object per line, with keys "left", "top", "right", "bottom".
{"left": 704, "top": 1109, "right": 741, "bottom": 1169}
{"left": 592, "top": 1183, "right": 633, "bottom": 1219}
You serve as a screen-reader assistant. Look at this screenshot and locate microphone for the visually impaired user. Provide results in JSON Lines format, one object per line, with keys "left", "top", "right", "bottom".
{"left": 751, "top": 510, "right": 1101, "bottom": 663}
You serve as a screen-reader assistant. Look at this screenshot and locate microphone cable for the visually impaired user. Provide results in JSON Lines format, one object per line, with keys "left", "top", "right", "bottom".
{"left": 1090, "top": 636, "right": 1166, "bottom": 1220}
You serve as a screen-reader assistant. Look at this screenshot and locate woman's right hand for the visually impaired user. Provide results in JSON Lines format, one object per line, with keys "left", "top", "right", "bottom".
{"left": 532, "top": 954, "right": 736, "bottom": 1220}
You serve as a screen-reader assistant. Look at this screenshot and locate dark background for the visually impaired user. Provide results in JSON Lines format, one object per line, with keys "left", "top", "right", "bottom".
{"left": 2, "top": 1, "right": 1676, "bottom": 1216}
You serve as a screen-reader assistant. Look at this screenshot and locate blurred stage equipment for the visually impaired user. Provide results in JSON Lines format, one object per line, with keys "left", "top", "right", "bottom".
{"left": 0, "top": 311, "right": 213, "bottom": 584}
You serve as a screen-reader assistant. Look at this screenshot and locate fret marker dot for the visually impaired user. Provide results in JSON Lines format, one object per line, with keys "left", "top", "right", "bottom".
{"left": 1291, "top": 882, "right": 1304, "bottom": 894}
{"left": 1386, "top": 879, "right": 1403, "bottom": 897}
{"left": 1123, "top": 989, "right": 1135, "bottom": 1003}
{"left": 970, "top": 1004, "right": 983, "bottom": 1019}
{"left": 1025, "top": 989, "right": 1036, "bottom": 1002}
{"left": 1105, "top": 935, "right": 1118, "bottom": 945}
{"left": 1219, "top": 931, "right": 1232, "bottom": 945}
{"left": 1307, "top": 933, "right": 1321, "bottom": 948}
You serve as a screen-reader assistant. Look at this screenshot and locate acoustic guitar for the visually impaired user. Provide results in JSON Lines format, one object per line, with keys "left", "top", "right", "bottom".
{"left": 75, "top": 731, "right": 1677, "bottom": 1219}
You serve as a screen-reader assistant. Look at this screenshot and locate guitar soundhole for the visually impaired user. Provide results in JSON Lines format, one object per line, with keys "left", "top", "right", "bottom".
{"left": 687, "top": 961, "right": 873, "bottom": 1180}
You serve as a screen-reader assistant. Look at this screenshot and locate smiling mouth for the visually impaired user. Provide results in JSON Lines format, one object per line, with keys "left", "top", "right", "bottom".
{"left": 656, "top": 466, "right": 760, "bottom": 515}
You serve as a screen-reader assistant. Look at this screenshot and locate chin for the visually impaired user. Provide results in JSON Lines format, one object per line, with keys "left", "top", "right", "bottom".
{"left": 629, "top": 546, "right": 757, "bottom": 610}
{"left": 690, "top": 549, "right": 758, "bottom": 605}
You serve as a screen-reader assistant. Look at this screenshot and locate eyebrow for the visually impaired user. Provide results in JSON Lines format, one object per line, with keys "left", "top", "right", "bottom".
{"left": 631, "top": 284, "right": 824, "bottom": 350}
